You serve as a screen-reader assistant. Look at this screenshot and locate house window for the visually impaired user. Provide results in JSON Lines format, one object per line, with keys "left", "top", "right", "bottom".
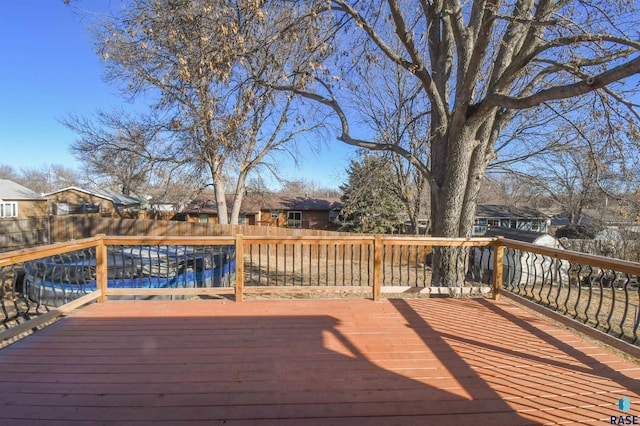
{"left": 517, "top": 219, "right": 532, "bottom": 230}
{"left": 473, "top": 224, "right": 486, "bottom": 235}
{"left": 56, "top": 202, "right": 70, "bottom": 215}
{"left": 238, "top": 214, "right": 246, "bottom": 225}
{"left": 0, "top": 202, "right": 18, "bottom": 218}
{"left": 270, "top": 211, "right": 279, "bottom": 219}
{"left": 198, "top": 214, "right": 209, "bottom": 223}
{"left": 287, "top": 211, "right": 302, "bottom": 228}
{"left": 473, "top": 218, "right": 487, "bottom": 235}
{"left": 76, "top": 202, "right": 99, "bottom": 214}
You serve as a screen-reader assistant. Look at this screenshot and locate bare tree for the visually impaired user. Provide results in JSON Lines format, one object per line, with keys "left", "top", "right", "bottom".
{"left": 62, "top": 110, "right": 170, "bottom": 196}
{"left": 0, "top": 163, "right": 81, "bottom": 193}
{"left": 349, "top": 46, "right": 431, "bottom": 233}
{"left": 0, "top": 165, "right": 18, "bottom": 180}
{"left": 278, "top": 179, "right": 341, "bottom": 198}
{"left": 261, "top": 0, "right": 640, "bottom": 284}
{"left": 93, "top": 0, "right": 326, "bottom": 224}
{"left": 509, "top": 122, "right": 639, "bottom": 226}
{"left": 17, "top": 164, "right": 82, "bottom": 194}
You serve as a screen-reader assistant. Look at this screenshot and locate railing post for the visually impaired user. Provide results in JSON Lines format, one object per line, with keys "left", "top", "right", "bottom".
{"left": 235, "top": 234, "right": 244, "bottom": 303}
{"left": 492, "top": 237, "right": 504, "bottom": 300}
{"left": 96, "top": 234, "right": 108, "bottom": 303}
{"left": 373, "top": 235, "right": 382, "bottom": 301}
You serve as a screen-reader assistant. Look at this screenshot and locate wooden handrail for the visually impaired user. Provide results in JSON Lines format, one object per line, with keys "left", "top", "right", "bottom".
{"left": 500, "top": 238, "right": 640, "bottom": 276}
{"left": 381, "top": 236, "right": 495, "bottom": 246}
{"left": 0, "top": 236, "right": 103, "bottom": 266}
{"left": 102, "top": 235, "right": 236, "bottom": 246}
{"left": 241, "top": 235, "right": 374, "bottom": 245}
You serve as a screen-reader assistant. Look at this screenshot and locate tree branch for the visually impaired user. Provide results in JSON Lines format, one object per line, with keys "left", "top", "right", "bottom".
{"left": 484, "top": 55, "right": 640, "bottom": 110}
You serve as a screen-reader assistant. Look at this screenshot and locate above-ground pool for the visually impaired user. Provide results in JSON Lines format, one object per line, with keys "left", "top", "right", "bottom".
{"left": 23, "top": 245, "right": 236, "bottom": 305}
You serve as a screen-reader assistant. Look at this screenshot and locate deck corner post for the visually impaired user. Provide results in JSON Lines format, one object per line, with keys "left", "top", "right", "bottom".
{"left": 492, "top": 237, "right": 505, "bottom": 300}
{"left": 96, "top": 234, "right": 108, "bottom": 303}
{"left": 235, "top": 234, "right": 244, "bottom": 303}
{"left": 373, "top": 235, "right": 382, "bottom": 301}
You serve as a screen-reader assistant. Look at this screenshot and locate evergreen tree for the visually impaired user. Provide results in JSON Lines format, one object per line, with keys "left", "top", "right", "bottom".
{"left": 338, "top": 154, "right": 404, "bottom": 233}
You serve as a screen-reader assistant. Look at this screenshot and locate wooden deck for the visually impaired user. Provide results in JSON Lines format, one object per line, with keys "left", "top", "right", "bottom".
{"left": 0, "top": 298, "right": 638, "bottom": 425}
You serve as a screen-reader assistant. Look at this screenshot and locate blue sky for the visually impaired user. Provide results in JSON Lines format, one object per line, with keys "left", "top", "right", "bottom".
{"left": 0, "top": 0, "right": 353, "bottom": 190}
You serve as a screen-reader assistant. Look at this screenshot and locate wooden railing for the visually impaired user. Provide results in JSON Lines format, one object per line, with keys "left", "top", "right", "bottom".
{"left": 1, "top": 234, "right": 639, "bottom": 352}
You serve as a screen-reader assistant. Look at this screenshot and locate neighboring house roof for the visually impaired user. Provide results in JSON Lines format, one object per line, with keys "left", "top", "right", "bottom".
{"left": 476, "top": 204, "right": 548, "bottom": 219}
{"left": 550, "top": 213, "right": 601, "bottom": 228}
{"left": 261, "top": 196, "right": 342, "bottom": 212}
{"left": 183, "top": 193, "right": 343, "bottom": 215}
{"left": 484, "top": 227, "right": 559, "bottom": 247}
{"left": 44, "top": 186, "right": 141, "bottom": 206}
{"left": 0, "top": 179, "right": 46, "bottom": 201}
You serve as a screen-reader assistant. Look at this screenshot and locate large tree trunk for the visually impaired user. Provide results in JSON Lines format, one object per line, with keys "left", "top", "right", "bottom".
{"left": 429, "top": 128, "right": 479, "bottom": 289}
{"left": 213, "top": 180, "right": 229, "bottom": 225}
{"left": 229, "top": 171, "right": 248, "bottom": 225}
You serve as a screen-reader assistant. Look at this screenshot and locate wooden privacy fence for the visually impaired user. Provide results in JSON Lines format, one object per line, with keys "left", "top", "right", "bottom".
{"left": 48, "top": 216, "right": 357, "bottom": 242}
{"left": 0, "top": 218, "right": 49, "bottom": 252}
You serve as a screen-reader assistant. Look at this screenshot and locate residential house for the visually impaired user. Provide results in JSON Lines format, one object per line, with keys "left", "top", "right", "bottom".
{"left": 258, "top": 196, "right": 342, "bottom": 230}
{"left": 181, "top": 193, "right": 342, "bottom": 230}
{"left": 44, "top": 186, "right": 142, "bottom": 216}
{"left": 179, "top": 195, "right": 247, "bottom": 224}
{"left": 0, "top": 179, "right": 47, "bottom": 219}
{"left": 473, "top": 204, "right": 550, "bottom": 236}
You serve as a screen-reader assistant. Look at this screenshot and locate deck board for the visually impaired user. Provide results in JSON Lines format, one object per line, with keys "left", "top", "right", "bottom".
{"left": 0, "top": 298, "right": 638, "bottom": 425}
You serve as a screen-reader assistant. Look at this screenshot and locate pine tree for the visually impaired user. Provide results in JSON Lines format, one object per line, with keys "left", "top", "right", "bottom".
{"left": 338, "top": 154, "right": 404, "bottom": 233}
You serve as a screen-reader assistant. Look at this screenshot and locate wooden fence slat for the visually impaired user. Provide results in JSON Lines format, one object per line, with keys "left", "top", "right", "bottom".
{"left": 48, "top": 216, "right": 365, "bottom": 242}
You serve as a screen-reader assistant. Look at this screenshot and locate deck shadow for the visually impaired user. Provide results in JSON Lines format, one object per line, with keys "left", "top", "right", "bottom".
{"left": 389, "top": 298, "right": 640, "bottom": 424}
{"left": 0, "top": 302, "right": 536, "bottom": 425}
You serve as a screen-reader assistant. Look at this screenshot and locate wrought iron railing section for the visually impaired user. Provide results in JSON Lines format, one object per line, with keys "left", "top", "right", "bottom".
{"left": 1, "top": 261, "right": 35, "bottom": 328}
{"left": 0, "top": 244, "right": 237, "bottom": 325}
{"left": 1, "top": 248, "right": 95, "bottom": 327}
{"left": 245, "top": 241, "right": 372, "bottom": 287}
{"left": 242, "top": 241, "right": 493, "bottom": 291}
{"left": 468, "top": 245, "right": 494, "bottom": 285}
{"left": 23, "top": 248, "right": 97, "bottom": 307}
{"left": 105, "top": 245, "right": 235, "bottom": 292}
{"left": 382, "top": 245, "right": 491, "bottom": 288}
{"left": 499, "top": 244, "right": 639, "bottom": 345}
{"left": 382, "top": 244, "right": 426, "bottom": 287}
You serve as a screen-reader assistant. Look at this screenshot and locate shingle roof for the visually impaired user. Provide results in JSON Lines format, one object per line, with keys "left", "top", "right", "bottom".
{"left": 261, "top": 196, "right": 342, "bottom": 211}
{"left": 0, "top": 179, "right": 46, "bottom": 200}
{"left": 476, "top": 204, "right": 547, "bottom": 219}
{"left": 43, "top": 186, "right": 141, "bottom": 206}
{"left": 483, "top": 227, "right": 550, "bottom": 243}
{"left": 183, "top": 193, "right": 342, "bottom": 214}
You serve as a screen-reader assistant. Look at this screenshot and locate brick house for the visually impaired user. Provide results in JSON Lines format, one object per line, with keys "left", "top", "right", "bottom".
{"left": 182, "top": 193, "right": 342, "bottom": 230}
{"left": 44, "top": 186, "right": 141, "bottom": 216}
{"left": 0, "top": 179, "right": 47, "bottom": 219}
